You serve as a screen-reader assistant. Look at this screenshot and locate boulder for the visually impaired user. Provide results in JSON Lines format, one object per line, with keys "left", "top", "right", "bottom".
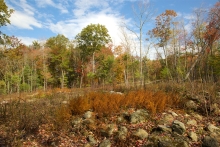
{"left": 133, "top": 129, "right": 148, "bottom": 139}
{"left": 156, "top": 125, "right": 172, "bottom": 133}
{"left": 130, "top": 109, "right": 149, "bottom": 124}
{"left": 186, "top": 119, "right": 197, "bottom": 126}
{"left": 172, "top": 120, "right": 186, "bottom": 135}
{"left": 117, "top": 126, "right": 128, "bottom": 140}
{"left": 202, "top": 136, "right": 219, "bottom": 147}
{"left": 188, "top": 131, "right": 198, "bottom": 142}
{"left": 99, "top": 139, "right": 111, "bottom": 147}
{"left": 163, "top": 113, "right": 174, "bottom": 125}
{"left": 185, "top": 100, "right": 197, "bottom": 110}
{"left": 83, "top": 111, "right": 94, "bottom": 119}
{"left": 206, "top": 124, "right": 220, "bottom": 133}
{"left": 86, "top": 135, "right": 97, "bottom": 146}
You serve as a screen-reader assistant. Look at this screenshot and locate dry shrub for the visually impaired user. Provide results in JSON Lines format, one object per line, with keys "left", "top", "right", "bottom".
{"left": 68, "top": 90, "right": 180, "bottom": 116}
{"left": 55, "top": 105, "right": 71, "bottom": 126}
{"left": 69, "top": 96, "right": 91, "bottom": 115}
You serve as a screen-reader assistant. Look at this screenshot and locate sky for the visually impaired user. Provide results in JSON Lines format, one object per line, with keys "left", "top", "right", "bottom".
{"left": 2, "top": 0, "right": 218, "bottom": 58}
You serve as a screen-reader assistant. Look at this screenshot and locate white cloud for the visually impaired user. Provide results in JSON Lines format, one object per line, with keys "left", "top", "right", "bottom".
{"left": 35, "top": 0, "right": 68, "bottom": 13}
{"left": 73, "top": 0, "right": 109, "bottom": 16}
{"left": 184, "top": 14, "right": 195, "bottom": 20}
{"left": 7, "top": 0, "right": 42, "bottom": 29}
{"left": 10, "top": 11, "right": 42, "bottom": 29}
{"left": 48, "top": 11, "right": 124, "bottom": 45}
{"left": 18, "top": 36, "right": 38, "bottom": 45}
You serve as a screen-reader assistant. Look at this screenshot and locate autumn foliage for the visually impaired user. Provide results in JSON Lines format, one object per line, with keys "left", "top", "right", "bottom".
{"left": 67, "top": 90, "right": 180, "bottom": 117}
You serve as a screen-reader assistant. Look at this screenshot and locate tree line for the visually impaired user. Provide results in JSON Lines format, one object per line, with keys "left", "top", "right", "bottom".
{"left": 0, "top": 1, "right": 220, "bottom": 94}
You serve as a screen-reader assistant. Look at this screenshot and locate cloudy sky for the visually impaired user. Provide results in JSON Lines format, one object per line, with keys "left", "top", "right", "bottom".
{"left": 2, "top": 0, "right": 218, "bottom": 49}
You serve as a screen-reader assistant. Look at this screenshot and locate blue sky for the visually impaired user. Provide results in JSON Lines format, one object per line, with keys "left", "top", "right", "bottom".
{"left": 2, "top": 0, "right": 218, "bottom": 47}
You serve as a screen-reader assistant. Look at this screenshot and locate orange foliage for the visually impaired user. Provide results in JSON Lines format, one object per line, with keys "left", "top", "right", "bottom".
{"left": 67, "top": 90, "right": 180, "bottom": 116}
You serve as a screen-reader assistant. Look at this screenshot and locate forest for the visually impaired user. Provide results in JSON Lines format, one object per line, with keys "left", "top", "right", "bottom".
{"left": 0, "top": 2, "right": 219, "bottom": 94}
{"left": 0, "top": 0, "right": 220, "bottom": 147}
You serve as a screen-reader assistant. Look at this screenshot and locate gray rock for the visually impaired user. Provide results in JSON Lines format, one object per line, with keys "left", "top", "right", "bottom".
{"left": 207, "top": 124, "right": 220, "bottom": 133}
{"left": 211, "top": 103, "right": 220, "bottom": 115}
{"left": 71, "top": 117, "right": 82, "bottom": 126}
{"left": 188, "top": 131, "right": 198, "bottom": 142}
{"left": 130, "top": 109, "right": 149, "bottom": 123}
{"left": 175, "top": 140, "right": 189, "bottom": 147}
{"left": 99, "top": 139, "right": 111, "bottom": 147}
{"left": 87, "top": 135, "right": 97, "bottom": 145}
{"left": 202, "top": 136, "right": 219, "bottom": 147}
{"left": 186, "top": 119, "right": 197, "bottom": 126}
{"left": 157, "top": 125, "right": 172, "bottom": 133}
{"left": 133, "top": 129, "right": 148, "bottom": 139}
{"left": 168, "top": 110, "right": 178, "bottom": 117}
{"left": 172, "top": 120, "right": 186, "bottom": 135}
{"left": 185, "top": 100, "right": 197, "bottom": 110}
{"left": 83, "top": 111, "right": 94, "bottom": 119}
{"left": 117, "top": 126, "right": 128, "bottom": 140}
{"left": 83, "top": 143, "right": 91, "bottom": 147}
{"left": 163, "top": 113, "right": 174, "bottom": 124}
{"left": 82, "top": 119, "right": 95, "bottom": 125}
{"left": 158, "top": 140, "right": 174, "bottom": 147}
{"left": 194, "top": 113, "right": 203, "bottom": 120}
{"left": 210, "top": 132, "right": 220, "bottom": 142}
{"left": 100, "top": 124, "right": 117, "bottom": 137}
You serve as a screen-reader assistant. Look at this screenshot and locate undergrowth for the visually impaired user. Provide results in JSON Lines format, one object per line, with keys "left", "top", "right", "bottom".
{"left": 66, "top": 90, "right": 180, "bottom": 118}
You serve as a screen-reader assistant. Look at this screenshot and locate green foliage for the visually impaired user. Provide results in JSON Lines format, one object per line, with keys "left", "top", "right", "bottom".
{"left": 75, "top": 24, "right": 111, "bottom": 61}
{"left": 0, "top": 80, "right": 6, "bottom": 94}
{"left": 0, "top": 0, "right": 13, "bottom": 27}
{"left": 161, "top": 67, "right": 170, "bottom": 79}
{"left": 46, "top": 34, "right": 70, "bottom": 88}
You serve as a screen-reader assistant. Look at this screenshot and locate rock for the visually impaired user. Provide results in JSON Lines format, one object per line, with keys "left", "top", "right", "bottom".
{"left": 158, "top": 140, "right": 174, "bottom": 147}
{"left": 207, "top": 124, "right": 220, "bottom": 133}
{"left": 82, "top": 119, "right": 95, "bottom": 125}
{"left": 172, "top": 120, "right": 186, "bottom": 135}
{"left": 168, "top": 110, "right": 178, "bottom": 117}
{"left": 100, "top": 124, "right": 117, "bottom": 137}
{"left": 130, "top": 109, "right": 149, "bottom": 124}
{"left": 117, "top": 126, "right": 128, "bottom": 140}
{"left": 83, "top": 143, "right": 91, "bottom": 147}
{"left": 83, "top": 111, "right": 94, "bottom": 119}
{"left": 163, "top": 113, "right": 174, "bottom": 125}
{"left": 71, "top": 117, "right": 82, "bottom": 126}
{"left": 186, "top": 119, "right": 197, "bottom": 126}
{"left": 87, "top": 135, "right": 97, "bottom": 145}
{"left": 202, "top": 136, "right": 219, "bottom": 147}
{"left": 185, "top": 100, "right": 197, "bottom": 110}
{"left": 211, "top": 103, "right": 220, "bottom": 115}
{"left": 194, "top": 113, "right": 203, "bottom": 120}
{"left": 157, "top": 125, "right": 172, "bottom": 133}
{"left": 99, "top": 139, "right": 111, "bottom": 147}
{"left": 175, "top": 140, "right": 189, "bottom": 147}
{"left": 133, "top": 129, "right": 148, "bottom": 139}
{"left": 188, "top": 131, "right": 198, "bottom": 142}
{"left": 210, "top": 132, "right": 220, "bottom": 142}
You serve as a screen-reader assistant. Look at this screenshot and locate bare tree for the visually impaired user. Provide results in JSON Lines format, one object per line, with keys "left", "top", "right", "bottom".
{"left": 124, "top": 0, "right": 154, "bottom": 86}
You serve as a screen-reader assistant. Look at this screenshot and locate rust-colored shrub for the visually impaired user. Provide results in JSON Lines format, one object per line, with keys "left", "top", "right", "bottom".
{"left": 68, "top": 96, "right": 91, "bottom": 115}
{"left": 67, "top": 90, "right": 180, "bottom": 116}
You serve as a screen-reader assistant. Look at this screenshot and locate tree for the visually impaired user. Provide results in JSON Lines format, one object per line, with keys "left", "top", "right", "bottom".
{"left": 46, "top": 34, "right": 70, "bottom": 88}
{"left": 0, "top": 0, "right": 14, "bottom": 43}
{"left": 75, "top": 24, "right": 111, "bottom": 88}
{"left": 149, "top": 10, "right": 177, "bottom": 80}
{"left": 125, "top": 0, "right": 154, "bottom": 85}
